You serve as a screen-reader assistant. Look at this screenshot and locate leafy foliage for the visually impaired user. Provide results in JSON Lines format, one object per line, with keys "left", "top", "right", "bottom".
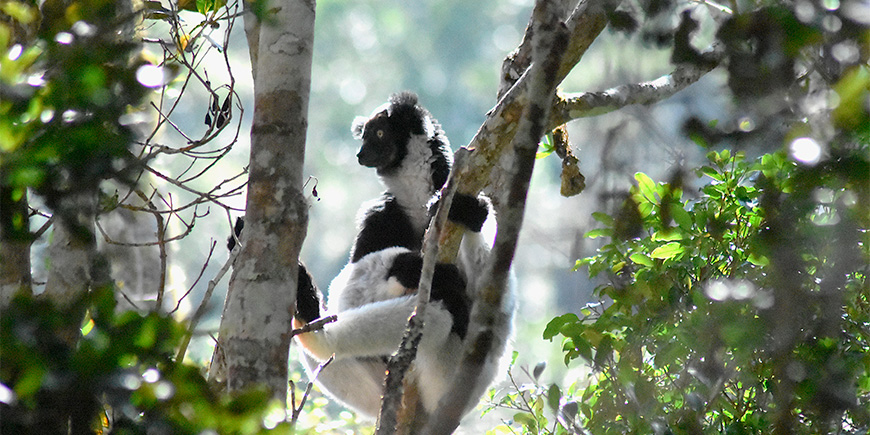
{"left": 545, "top": 148, "right": 869, "bottom": 434}
{"left": 484, "top": 353, "right": 580, "bottom": 435}
{"left": 0, "top": 287, "right": 298, "bottom": 434}
{"left": 1, "top": 0, "right": 148, "bottom": 225}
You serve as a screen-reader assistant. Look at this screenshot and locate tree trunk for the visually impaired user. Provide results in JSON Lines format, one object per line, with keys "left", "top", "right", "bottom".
{"left": 213, "top": 0, "right": 313, "bottom": 401}
{"left": 43, "top": 194, "right": 98, "bottom": 307}
{"left": 0, "top": 186, "right": 32, "bottom": 307}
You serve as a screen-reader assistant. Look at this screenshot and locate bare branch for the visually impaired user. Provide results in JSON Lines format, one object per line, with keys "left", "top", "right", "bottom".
{"left": 550, "top": 49, "right": 723, "bottom": 127}
{"left": 170, "top": 240, "right": 217, "bottom": 316}
{"left": 177, "top": 239, "right": 236, "bottom": 362}
{"left": 289, "top": 355, "right": 335, "bottom": 427}
{"left": 423, "top": 0, "right": 570, "bottom": 431}
{"left": 437, "top": 0, "right": 620, "bottom": 263}
{"left": 375, "top": 150, "right": 469, "bottom": 434}
{"left": 289, "top": 315, "right": 338, "bottom": 338}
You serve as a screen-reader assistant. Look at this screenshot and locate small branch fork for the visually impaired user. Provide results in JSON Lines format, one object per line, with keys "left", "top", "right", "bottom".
{"left": 81, "top": 1, "right": 248, "bottom": 317}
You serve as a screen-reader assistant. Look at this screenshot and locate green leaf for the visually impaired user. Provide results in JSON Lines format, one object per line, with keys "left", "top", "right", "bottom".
{"left": 698, "top": 166, "right": 723, "bottom": 181}
{"left": 513, "top": 412, "right": 537, "bottom": 430}
{"left": 591, "top": 211, "right": 615, "bottom": 226}
{"left": 652, "top": 230, "right": 682, "bottom": 241}
{"left": 629, "top": 253, "right": 654, "bottom": 267}
{"left": 547, "top": 384, "right": 562, "bottom": 411}
{"left": 195, "top": 0, "right": 227, "bottom": 14}
{"left": 15, "top": 365, "right": 46, "bottom": 399}
{"left": 650, "top": 242, "right": 684, "bottom": 259}
{"left": 670, "top": 203, "right": 693, "bottom": 231}
{"left": 585, "top": 228, "right": 613, "bottom": 239}
{"left": 543, "top": 313, "right": 579, "bottom": 340}
{"left": 635, "top": 172, "right": 657, "bottom": 202}
{"left": 637, "top": 201, "right": 654, "bottom": 218}
{"left": 748, "top": 253, "right": 769, "bottom": 266}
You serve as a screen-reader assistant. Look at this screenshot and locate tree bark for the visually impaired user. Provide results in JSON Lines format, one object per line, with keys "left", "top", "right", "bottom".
{"left": 0, "top": 186, "right": 32, "bottom": 307}
{"left": 437, "top": 0, "right": 619, "bottom": 263}
{"left": 213, "top": 0, "right": 313, "bottom": 401}
{"left": 43, "top": 194, "right": 98, "bottom": 307}
{"left": 422, "top": 1, "right": 569, "bottom": 432}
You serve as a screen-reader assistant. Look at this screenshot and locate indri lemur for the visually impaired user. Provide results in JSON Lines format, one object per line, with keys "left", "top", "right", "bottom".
{"left": 290, "top": 93, "right": 516, "bottom": 419}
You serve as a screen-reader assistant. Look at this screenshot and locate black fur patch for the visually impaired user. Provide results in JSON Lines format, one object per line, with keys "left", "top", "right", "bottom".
{"left": 387, "top": 252, "right": 424, "bottom": 288}
{"left": 295, "top": 262, "right": 322, "bottom": 323}
{"left": 384, "top": 252, "right": 470, "bottom": 339}
{"left": 429, "top": 193, "right": 490, "bottom": 233}
{"left": 351, "top": 195, "right": 422, "bottom": 262}
{"left": 448, "top": 194, "right": 489, "bottom": 233}
{"left": 227, "top": 216, "right": 245, "bottom": 251}
{"left": 357, "top": 112, "right": 406, "bottom": 170}
{"left": 430, "top": 263, "right": 471, "bottom": 339}
{"left": 388, "top": 92, "right": 427, "bottom": 136}
{"left": 428, "top": 137, "right": 451, "bottom": 191}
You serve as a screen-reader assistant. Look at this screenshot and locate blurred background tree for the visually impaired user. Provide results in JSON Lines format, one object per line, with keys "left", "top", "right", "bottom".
{"left": 1, "top": 0, "right": 868, "bottom": 433}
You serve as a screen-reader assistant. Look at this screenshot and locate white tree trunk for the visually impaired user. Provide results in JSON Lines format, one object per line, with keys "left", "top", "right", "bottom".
{"left": 213, "top": 0, "right": 313, "bottom": 401}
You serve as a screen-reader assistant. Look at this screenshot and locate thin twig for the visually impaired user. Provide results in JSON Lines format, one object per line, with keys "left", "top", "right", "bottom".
{"left": 170, "top": 240, "right": 216, "bottom": 315}
{"left": 289, "top": 355, "right": 334, "bottom": 427}
{"left": 289, "top": 315, "right": 338, "bottom": 339}
{"left": 176, "top": 239, "right": 239, "bottom": 362}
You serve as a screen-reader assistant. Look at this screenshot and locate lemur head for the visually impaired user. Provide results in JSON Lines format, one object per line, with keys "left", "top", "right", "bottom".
{"left": 352, "top": 92, "right": 452, "bottom": 191}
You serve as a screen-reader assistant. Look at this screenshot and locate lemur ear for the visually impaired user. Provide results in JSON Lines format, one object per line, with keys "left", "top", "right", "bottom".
{"left": 351, "top": 116, "right": 367, "bottom": 139}
{"left": 422, "top": 115, "right": 435, "bottom": 138}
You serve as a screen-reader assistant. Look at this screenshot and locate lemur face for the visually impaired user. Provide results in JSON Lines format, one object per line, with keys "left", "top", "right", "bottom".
{"left": 356, "top": 110, "right": 405, "bottom": 170}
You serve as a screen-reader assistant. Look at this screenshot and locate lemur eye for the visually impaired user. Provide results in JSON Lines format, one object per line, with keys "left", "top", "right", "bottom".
{"left": 377, "top": 130, "right": 384, "bottom": 139}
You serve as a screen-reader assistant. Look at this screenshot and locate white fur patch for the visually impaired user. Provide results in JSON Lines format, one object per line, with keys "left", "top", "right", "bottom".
{"left": 381, "top": 134, "right": 436, "bottom": 234}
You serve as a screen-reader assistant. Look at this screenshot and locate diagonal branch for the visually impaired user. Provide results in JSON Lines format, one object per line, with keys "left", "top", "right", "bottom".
{"left": 422, "top": 0, "right": 570, "bottom": 431}
{"left": 550, "top": 49, "right": 723, "bottom": 127}
{"left": 437, "top": 0, "right": 620, "bottom": 263}
{"left": 375, "top": 150, "right": 469, "bottom": 434}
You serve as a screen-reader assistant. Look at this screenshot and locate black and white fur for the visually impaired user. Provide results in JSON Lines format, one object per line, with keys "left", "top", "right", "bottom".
{"left": 349, "top": 91, "right": 453, "bottom": 262}
{"left": 293, "top": 93, "right": 515, "bottom": 419}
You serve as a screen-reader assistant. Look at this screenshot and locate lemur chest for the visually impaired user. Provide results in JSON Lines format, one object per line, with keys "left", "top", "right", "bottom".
{"left": 382, "top": 143, "right": 437, "bottom": 235}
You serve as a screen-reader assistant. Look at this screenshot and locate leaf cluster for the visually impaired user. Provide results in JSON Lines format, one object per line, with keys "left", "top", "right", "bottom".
{"left": 1, "top": 0, "right": 149, "bottom": 225}
{"left": 0, "top": 287, "right": 298, "bottom": 434}
{"left": 545, "top": 148, "right": 869, "bottom": 434}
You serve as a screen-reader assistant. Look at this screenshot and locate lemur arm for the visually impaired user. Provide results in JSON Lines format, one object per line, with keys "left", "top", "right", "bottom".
{"left": 448, "top": 193, "right": 490, "bottom": 233}
{"left": 293, "top": 295, "right": 454, "bottom": 361}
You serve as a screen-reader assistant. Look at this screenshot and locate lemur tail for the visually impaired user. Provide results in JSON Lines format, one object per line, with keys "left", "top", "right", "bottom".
{"left": 296, "top": 262, "right": 323, "bottom": 323}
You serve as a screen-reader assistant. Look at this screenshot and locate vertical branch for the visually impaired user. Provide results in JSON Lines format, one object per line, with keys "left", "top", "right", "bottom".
{"left": 214, "top": 0, "right": 313, "bottom": 401}
{"left": 0, "top": 186, "right": 32, "bottom": 307}
{"left": 375, "top": 150, "right": 468, "bottom": 435}
{"left": 133, "top": 190, "right": 168, "bottom": 311}
{"left": 422, "top": 0, "right": 570, "bottom": 433}
{"left": 43, "top": 194, "right": 98, "bottom": 307}
{"left": 177, "top": 240, "right": 236, "bottom": 363}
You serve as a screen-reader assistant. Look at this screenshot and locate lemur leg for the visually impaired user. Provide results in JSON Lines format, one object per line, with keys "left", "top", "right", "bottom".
{"left": 297, "top": 351, "right": 386, "bottom": 419}
{"left": 293, "top": 295, "right": 454, "bottom": 362}
{"left": 457, "top": 231, "right": 491, "bottom": 299}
